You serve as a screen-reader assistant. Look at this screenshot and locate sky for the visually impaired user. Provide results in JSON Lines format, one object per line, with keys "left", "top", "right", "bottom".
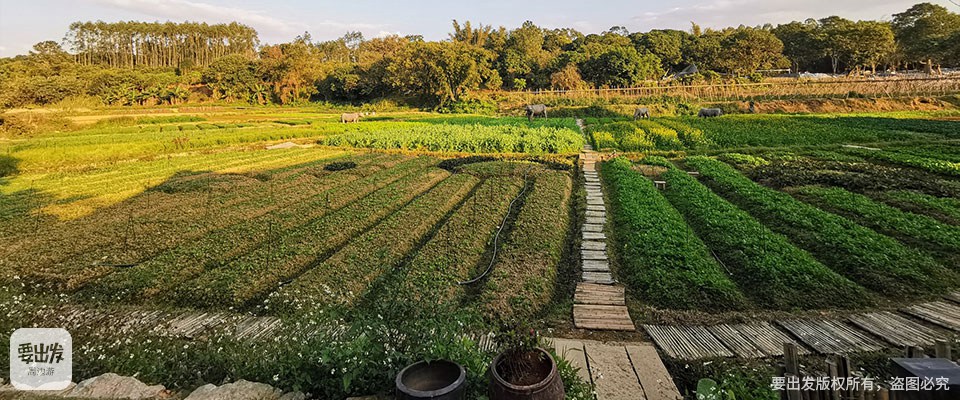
{"left": 0, "top": 0, "right": 958, "bottom": 57}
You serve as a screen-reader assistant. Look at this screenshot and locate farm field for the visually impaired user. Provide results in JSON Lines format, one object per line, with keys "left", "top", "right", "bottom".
{"left": 0, "top": 107, "right": 584, "bottom": 397}
{"left": 598, "top": 127, "right": 960, "bottom": 315}
{"left": 2, "top": 105, "right": 960, "bottom": 397}
{"left": 585, "top": 110, "right": 960, "bottom": 152}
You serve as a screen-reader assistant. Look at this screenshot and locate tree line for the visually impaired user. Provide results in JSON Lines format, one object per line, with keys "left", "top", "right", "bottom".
{"left": 66, "top": 21, "right": 258, "bottom": 69}
{"left": 1, "top": 2, "right": 958, "bottom": 108}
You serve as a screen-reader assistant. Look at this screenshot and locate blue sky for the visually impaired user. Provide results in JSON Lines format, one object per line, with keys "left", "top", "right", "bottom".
{"left": 0, "top": 0, "right": 957, "bottom": 57}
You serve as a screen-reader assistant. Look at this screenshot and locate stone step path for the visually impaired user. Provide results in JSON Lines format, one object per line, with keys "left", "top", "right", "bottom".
{"left": 551, "top": 338, "right": 681, "bottom": 400}
{"left": 573, "top": 119, "right": 635, "bottom": 332}
{"left": 644, "top": 292, "right": 960, "bottom": 360}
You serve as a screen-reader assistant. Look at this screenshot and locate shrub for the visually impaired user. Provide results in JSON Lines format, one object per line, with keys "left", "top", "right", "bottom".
{"left": 0, "top": 154, "right": 19, "bottom": 177}
{"left": 718, "top": 153, "right": 769, "bottom": 167}
{"left": 324, "top": 161, "right": 357, "bottom": 171}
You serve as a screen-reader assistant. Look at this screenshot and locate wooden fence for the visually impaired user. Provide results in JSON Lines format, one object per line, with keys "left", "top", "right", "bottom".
{"left": 509, "top": 76, "right": 960, "bottom": 103}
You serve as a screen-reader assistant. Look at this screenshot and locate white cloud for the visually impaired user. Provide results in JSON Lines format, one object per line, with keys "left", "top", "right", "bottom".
{"left": 632, "top": 0, "right": 928, "bottom": 31}
{"left": 90, "top": 0, "right": 384, "bottom": 42}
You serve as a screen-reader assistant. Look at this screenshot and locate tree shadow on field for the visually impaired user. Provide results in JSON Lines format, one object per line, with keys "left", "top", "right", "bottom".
{"left": 0, "top": 153, "right": 20, "bottom": 178}
{"left": 4, "top": 153, "right": 374, "bottom": 300}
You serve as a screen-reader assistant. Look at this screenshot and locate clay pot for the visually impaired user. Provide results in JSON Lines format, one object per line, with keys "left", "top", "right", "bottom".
{"left": 489, "top": 347, "right": 564, "bottom": 400}
{"left": 395, "top": 359, "right": 467, "bottom": 400}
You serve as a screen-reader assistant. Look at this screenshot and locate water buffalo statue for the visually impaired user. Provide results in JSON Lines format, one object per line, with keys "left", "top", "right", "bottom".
{"left": 340, "top": 113, "right": 361, "bottom": 123}
{"left": 633, "top": 107, "right": 650, "bottom": 120}
{"left": 525, "top": 104, "right": 547, "bottom": 122}
{"left": 698, "top": 108, "right": 723, "bottom": 118}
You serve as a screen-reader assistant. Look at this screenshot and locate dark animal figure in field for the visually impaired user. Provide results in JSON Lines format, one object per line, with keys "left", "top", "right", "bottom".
{"left": 633, "top": 107, "right": 650, "bottom": 120}
{"left": 698, "top": 108, "right": 723, "bottom": 118}
{"left": 525, "top": 104, "right": 547, "bottom": 122}
{"left": 748, "top": 101, "right": 756, "bottom": 113}
{"left": 340, "top": 113, "right": 361, "bottom": 123}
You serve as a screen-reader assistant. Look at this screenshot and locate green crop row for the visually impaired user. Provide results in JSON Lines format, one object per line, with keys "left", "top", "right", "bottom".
{"left": 172, "top": 165, "right": 450, "bottom": 308}
{"left": 371, "top": 172, "right": 524, "bottom": 314}
{"left": 875, "top": 190, "right": 960, "bottom": 226}
{"left": 741, "top": 156, "right": 960, "bottom": 199}
{"left": 883, "top": 143, "right": 960, "bottom": 163}
{"left": 662, "top": 163, "right": 869, "bottom": 309}
{"left": 844, "top": 148, "right": 960, "bottom": 177}
{"left": 587, "top": 118, "right": 711, "bottom": 151}
{"left": 322, "top": 122, "right": 583, "bottom": 154}
{"left": 687, "top": 156, "right": 956, "bottom": 298}
{"left": 408, "top": 115, "right": 580, "bottom": 132}
{"left": 794, "top": 185, "right": 960, "bottom": 261}
{"left": 653, "top": 119, "right": 709, "bottom": 148}
{"left": 82, "top": 156, "right": 429, "bottom": 302}
{"left": 603, "top": 157, "right": 749, "bottom": 311}
{"left": 271, "top": 172, "right": 479, "bottom": 310}
{"left": 679, "top": 114, "right": 926, "bottom": 148}
{"left": 475, "top": 169, "right": 572, "bottom": 320}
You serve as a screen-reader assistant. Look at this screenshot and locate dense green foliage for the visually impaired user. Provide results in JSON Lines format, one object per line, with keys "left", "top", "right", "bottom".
{"left": 688, "top": 156, "right": 956, "bottom": 297}
{"left": 322, "top": 120, "right": 583, "bottom": 154}
{"left": 3, "top": 3, "right": 958, "bottom": 107}
{"left": 602, "top": 157, "right": 749, "bottom": 310}
{"left": 587, "top": 114, "right": 959, "bottom": 151}
{"left": 661, "top": 162, "right": 868, "bottom": 309}
{"left": 843, "top": 148, "right": 960, "bottom": 177}
{"left": 794, "top": 185, "right": 960, "bottom": 261}
{"left": 876, "top": 190, "right": 960, "bottom": 225}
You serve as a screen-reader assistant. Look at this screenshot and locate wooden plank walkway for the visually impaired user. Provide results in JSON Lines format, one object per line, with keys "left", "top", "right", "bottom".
{"left": 575, "top": 283, "right": 625, "bottom": 306}
{"left": 642, "top": 325, "right": 734, "bottom": 360}
{"left": 729, "top": 322, "right": 809, "bottom": 357}
{"left": 572, "top": 128, "right": 635, "bottom": 332}
{"left": 903, "top": 301, "right": 960, "bottom": 331}
{"left": 777, "top": 319, "right": 884, "bottom": 354}
{"left": 848, "top": 312, "right": 945, "bottom": 348}
{"left": 943, "top": 291, "right": 960, "bottom": 304}
{"left": 550, "top": 337, "right": 681, "bottom": 400}
{"left": 574, "top": 305, "right": 636, "bottom": 331}
{"left": 707, "top": 324, "right": 769, "bottom": 359}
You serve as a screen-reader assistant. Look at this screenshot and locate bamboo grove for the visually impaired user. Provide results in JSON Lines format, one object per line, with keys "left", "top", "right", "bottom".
{"left": 66, "top": 21, "right": 258, "bottom": 69}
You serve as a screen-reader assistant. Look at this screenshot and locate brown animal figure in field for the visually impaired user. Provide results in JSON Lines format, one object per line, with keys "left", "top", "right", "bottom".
{"left": 525, "top": 104, "right": 547, "bottom": 122}
{"left": 698, "top": 108, "right": 723, "bottom": 118}
{"left": 633, "top": 107, "right": 650, "bottom": 120}
{"left": 341, "top": 113, "right": 361, "bottom": 123}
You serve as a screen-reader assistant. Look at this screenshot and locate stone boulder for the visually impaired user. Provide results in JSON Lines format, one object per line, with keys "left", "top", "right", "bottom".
{"left": 66, "top": 373, "right": 168, "bottom": 399}
{"left": 185, "top": 380, "right": 304, "bottom": 400}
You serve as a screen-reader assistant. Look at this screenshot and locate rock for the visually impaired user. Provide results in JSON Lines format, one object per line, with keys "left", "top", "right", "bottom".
{"left": 280, "top": 392, "right": 307, "bottom": 400}
{"left": 0, "top": 382, "right": 77, "bottom": 395}
{"left": 266, "top": 142, "right": 299, "bottom": 150}
{"left": 185, "top": 380, "right": 283, "bottom": 400}
{"left": 66, "top": 373, "right": 167, "bottom": 399}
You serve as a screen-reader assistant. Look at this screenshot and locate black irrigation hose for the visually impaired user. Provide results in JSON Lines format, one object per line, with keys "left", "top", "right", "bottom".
{"left": 458, "top": 167, "right": 534, "bottom": 285}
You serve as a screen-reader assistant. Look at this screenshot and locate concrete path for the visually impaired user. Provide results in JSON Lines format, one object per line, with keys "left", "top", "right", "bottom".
{"left": 551, "top": 338, "right": 682, "bottom": 400}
